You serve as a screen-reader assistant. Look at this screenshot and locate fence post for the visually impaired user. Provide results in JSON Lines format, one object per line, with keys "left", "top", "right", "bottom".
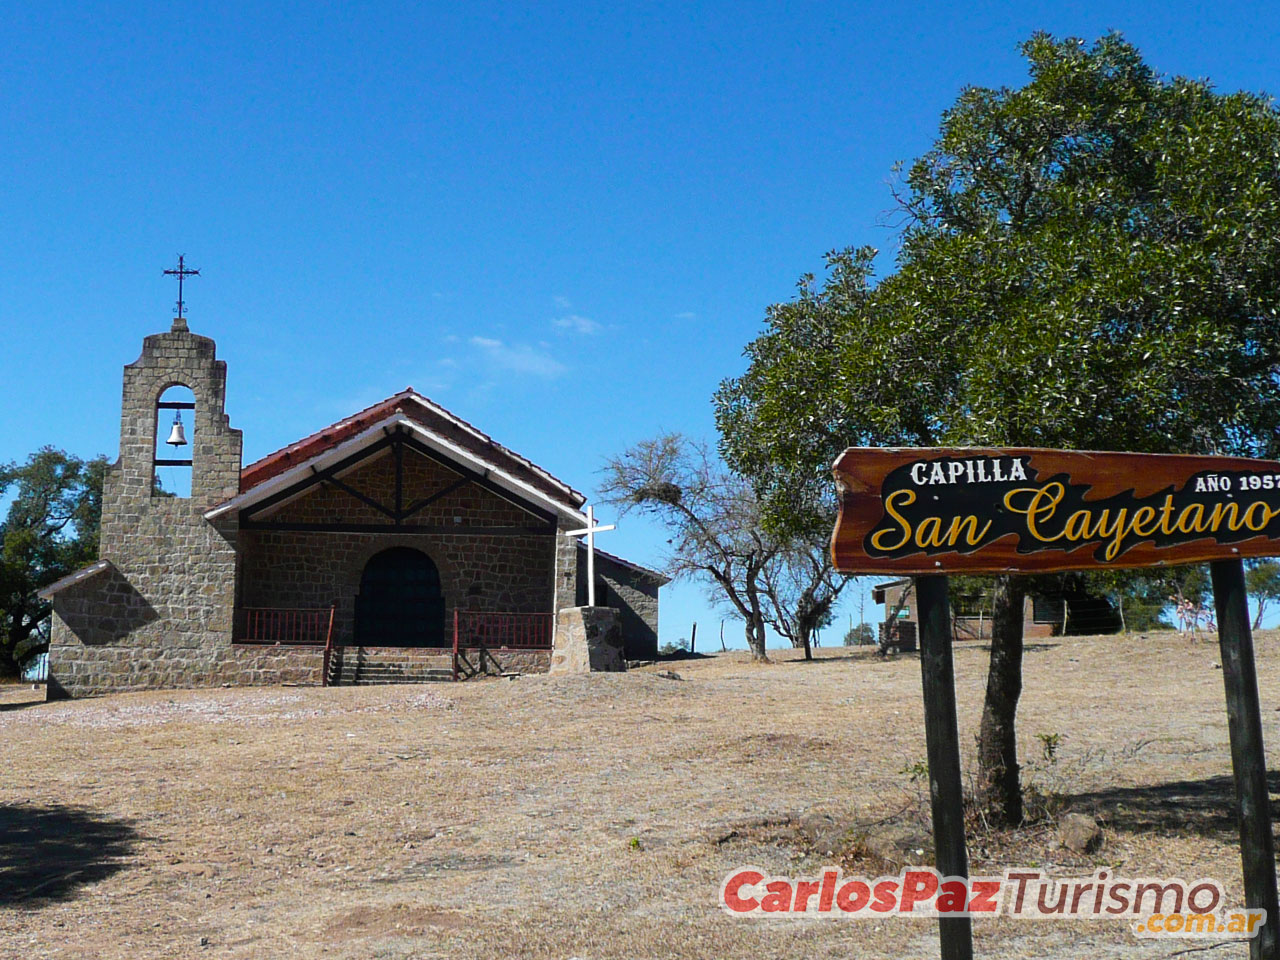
{"left": 322, "top": 603, "right": 337, "bottom": 687}
{"left": 452, "top": 609, "right": 459, "bottom": 682}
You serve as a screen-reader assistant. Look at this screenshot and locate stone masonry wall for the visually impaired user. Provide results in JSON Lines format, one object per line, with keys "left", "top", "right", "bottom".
{"left": 553, "top": 523, "right": 579, "bottom": 615}
{"left": 452, "top": 648, "right": 551, "bottom": 677}
{"left": 239, "top": 448, "right": 559, "bottom": 645}
{"left": 549, "top": 607, "right": 624, "bottom": 673}
{"left": 48, "top": 324, "right": 254, "bottom": 698}
{"left": 575, "top": 550, "right": 662, "bottom": 660}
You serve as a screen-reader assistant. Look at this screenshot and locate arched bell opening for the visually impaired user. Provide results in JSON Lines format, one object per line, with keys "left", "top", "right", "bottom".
{"left": 153, "top": 384, "right": 195, "bottom": 498}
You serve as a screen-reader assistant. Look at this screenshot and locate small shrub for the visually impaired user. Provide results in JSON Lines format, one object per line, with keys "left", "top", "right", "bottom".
{"left": 844, "top": 623, "right": 875, "bottom": 647}
{"left": 899, "top": 759, "right": 929, "bottom": 783}
{"left": 1036, "top": 732, "right": 1063, "bottom": 763}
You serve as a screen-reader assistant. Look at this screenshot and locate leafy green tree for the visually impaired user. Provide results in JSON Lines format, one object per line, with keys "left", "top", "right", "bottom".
{"left": 1087, "top": 570, "right": 1174, "bottom": 633}
{"left": 716, "top": 33, "right": 1280, "bottom": 824}
{"left": 1246, "top": 561, "right": 1280, "bottom": 630}
{"left": 0, "top": 448, "right": 106, "bottom": 678}
{"left": 844, "top": 622, "right": 875, "bottom": 646}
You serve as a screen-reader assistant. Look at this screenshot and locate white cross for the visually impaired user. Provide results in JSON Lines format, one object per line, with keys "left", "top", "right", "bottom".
{"left": 565, "top": 505, "right": 616, "bottom": 607}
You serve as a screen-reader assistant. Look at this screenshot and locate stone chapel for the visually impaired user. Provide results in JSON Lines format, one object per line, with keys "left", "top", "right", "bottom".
{"left": 41, "top": 316, "right": 666, "bottom": 697}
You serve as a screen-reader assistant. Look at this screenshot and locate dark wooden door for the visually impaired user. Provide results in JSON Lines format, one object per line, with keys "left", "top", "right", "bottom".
{"left": 354, "top": 547, "right": 444, "bottom": 646}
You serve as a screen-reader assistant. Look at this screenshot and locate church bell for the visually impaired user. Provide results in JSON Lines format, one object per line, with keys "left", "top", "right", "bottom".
{"left": 166, "top": 412, "right": 187, "bottom": 447}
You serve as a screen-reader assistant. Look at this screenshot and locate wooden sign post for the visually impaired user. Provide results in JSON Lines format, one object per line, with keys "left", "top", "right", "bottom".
{"left": 916, "top": 573, "right": 972, "bottom": 959}
{"left": 832, "top": 448, "right": 1280, "bottom": 960}
{"left": 1213, "top": 559, "right": 1280, "bottom": 960}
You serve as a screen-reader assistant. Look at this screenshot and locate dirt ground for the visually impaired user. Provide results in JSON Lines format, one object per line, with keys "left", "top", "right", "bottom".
{"left": 2, "top": 630, "right": 1277, "bottom": 959}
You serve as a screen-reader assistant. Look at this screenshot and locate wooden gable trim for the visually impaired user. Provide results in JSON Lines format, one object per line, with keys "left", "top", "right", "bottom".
{"left": 396, "top": 431, "right": 557, "bottom": 525}
{"left": 214, "top": 414, "right": 585, "bottom": 527}
{"left": 238, "top": 428, "right": 558, "bottom": 532}
{"left": 238, "top": 520, "right": 557, "bottom": 536}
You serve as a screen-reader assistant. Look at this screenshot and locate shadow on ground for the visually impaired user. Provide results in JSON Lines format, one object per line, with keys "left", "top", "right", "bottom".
{"left": 0, "top": 698, "right": 46, "bottom": 713}
{"left": 655, "top": 650, "right": 715, "bottom": 662}
{"left": 974, "top": 641, "right": 1060, "bottom": 654}
{"left": 775, "top": 651, "right": 882, "bottom": 664}
{"left": 0, "top": 804, "right": 141, "bottom": 906}
{"left": 1062, "top": 772, "right": 1280, "bottom": 839}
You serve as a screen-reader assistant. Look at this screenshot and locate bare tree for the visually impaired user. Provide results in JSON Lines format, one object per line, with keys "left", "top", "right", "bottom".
{"left": 759, "top": 544, "right": 849, "bottom": 660}
{"left": 600, "top": 434, "right": 778, "bottom": 661}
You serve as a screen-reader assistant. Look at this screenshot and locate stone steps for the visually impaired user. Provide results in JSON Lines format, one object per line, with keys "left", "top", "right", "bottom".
{"left": 327, "top": 645, "right": 550, "bottom": 684}
{"left": 330, "top": 647, "right": 456, "bottom": 685}
{"left": 338, "top": 666, "right": 455, "bottom": 684}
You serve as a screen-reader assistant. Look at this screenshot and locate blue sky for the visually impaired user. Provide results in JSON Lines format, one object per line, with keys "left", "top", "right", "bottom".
{"left": 3, "top": 1, "right": 1279, "bottom": 645}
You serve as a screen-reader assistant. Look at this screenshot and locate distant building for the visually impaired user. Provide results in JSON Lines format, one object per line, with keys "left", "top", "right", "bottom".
{"left": 873, "top": 578, "right": 1064, "bottom": 645}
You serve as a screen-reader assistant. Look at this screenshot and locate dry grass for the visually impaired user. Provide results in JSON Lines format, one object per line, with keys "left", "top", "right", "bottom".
{"left": 2, "top": 630, "right": 1276, "bottom": 959}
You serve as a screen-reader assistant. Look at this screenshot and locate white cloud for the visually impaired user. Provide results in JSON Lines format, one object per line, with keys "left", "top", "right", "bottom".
{"left": 552, "top": 313, "right": 601, "bottom": 335}
{"left": 554, "top": 295, "right": 573, "bottom": 309}
{"left": 674, "top": 311, "right": 697, "bottom": 320}
{"left": 469, "top": 336, "right": 566, "bottom": 378}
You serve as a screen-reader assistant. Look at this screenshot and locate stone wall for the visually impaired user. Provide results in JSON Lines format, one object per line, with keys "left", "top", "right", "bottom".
{"left": 454, "top": 647, "right": 551, "bottom": 677}
{"left": 550, "top": 607, "right": 624, "bottom": 674}
{"left": 553, "top": 523, "right": 579, "bottom": 614}
{"left": 575, "top": 550, "right": 663, "bottom": 660}
{"left": 48, "top": 324, "right": 249, "bottom": 699}
{"left": 239, "top": 448, "right": 559, "bottom": 645}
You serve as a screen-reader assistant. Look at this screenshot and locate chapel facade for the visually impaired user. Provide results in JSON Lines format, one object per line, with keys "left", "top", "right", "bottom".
{"left": 42, "top": 317, "right": 666, "bottom": 698}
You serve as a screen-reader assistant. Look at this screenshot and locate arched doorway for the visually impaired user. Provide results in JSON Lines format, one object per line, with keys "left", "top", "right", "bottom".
{"left": 354, "top": 547, "right": 445, "bottom": 646}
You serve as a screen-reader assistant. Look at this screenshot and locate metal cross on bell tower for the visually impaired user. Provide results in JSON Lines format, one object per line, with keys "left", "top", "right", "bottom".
{"left": 163, "top": 255, "right": 200, "bottom": 331}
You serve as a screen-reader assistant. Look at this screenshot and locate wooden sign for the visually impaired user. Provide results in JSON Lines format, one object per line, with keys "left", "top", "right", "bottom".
{"left": 832, "top": 448, "right": 1280, "bottom": 574}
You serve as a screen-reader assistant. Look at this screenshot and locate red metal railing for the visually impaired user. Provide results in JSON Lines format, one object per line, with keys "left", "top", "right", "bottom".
{"left": 456, "top": 611, "right": 554, "bottom": 648}
{"left": 453, "top": 611, "right": 554, "bottom": 681}
{"left": 235, "top": 606, "right": 334, "bottom": 646}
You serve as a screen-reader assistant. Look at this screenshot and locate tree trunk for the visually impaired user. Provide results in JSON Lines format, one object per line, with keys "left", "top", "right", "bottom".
{"left": 0, "top": 642, "right": 22, "bottom": 681}
{"left": 744, "top": 577, "right": 770, "bottom": 662}
{"left": 743, "top": 617, "right": 768, "bottom": 661}
{"left": 977, "top": 574, "right": 1026, "bottom": 827}
{"left": 800, "top": 627, "right": 813, "bottom": 661}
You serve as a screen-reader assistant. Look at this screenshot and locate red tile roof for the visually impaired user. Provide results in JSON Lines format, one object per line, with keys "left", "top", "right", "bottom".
{"left": 238, "top": 389, "right": 585, "bottom": 510}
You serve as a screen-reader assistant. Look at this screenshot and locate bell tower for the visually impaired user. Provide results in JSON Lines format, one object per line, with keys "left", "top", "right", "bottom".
{"left": 85, "top": 312, "right": 246, "bottom": 680}
{"left": 99, "top": 317, "right": 243, "bottom": 554}
{"left": 45, "top": 299, "right": 248, "bottom": 697}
